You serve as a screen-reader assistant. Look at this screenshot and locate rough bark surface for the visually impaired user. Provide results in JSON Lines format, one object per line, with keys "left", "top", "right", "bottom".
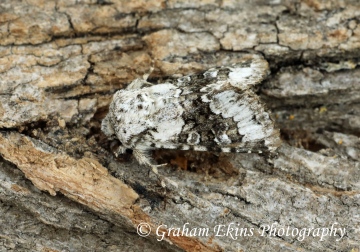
{"left": 0, "top": 0, "right": 359, "bottom": 251}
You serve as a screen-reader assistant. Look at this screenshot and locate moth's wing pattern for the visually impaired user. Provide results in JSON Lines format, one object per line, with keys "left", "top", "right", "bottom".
{"left": 174, "top": 87, "right": 281, "bottom": 153}
{"left": 102, "top": 55, "right": 280, "bottom": 167}
{"left": 155, "top": 55, "right": 281, "bottom": 153}
{"left": 172, "top": 55, "right": 270, "bottom": 91}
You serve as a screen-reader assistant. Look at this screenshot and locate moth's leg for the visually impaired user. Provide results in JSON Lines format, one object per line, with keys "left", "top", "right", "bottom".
{"left": 114, "top": 145, "right": 127, "bottom": 157}
{"left": 132, "top": 149, "right": 167, "bottom": 175}
{"left": 132, "top": 149, "right": 152, "bottom": 166}
{"left": 132, "top": 149, "right": 170, "bottom": 189}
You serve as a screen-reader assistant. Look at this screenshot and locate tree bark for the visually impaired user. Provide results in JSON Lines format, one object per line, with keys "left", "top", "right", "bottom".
{"left": 0, "top": 0, "right": 359, "bottom": 251}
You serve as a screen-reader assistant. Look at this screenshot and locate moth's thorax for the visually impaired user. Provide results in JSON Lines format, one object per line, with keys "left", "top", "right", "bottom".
{"left": 109, "top": 83, "right": 185, "bottom": 148}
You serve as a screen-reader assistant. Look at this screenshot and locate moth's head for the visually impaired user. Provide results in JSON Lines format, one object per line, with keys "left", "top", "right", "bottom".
{"left": 101, "top": 114, "right": 117, "bottom": 140}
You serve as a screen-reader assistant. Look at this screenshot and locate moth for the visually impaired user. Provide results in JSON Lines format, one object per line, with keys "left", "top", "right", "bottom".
{"left": 102, "top": 55, "right": 281, "bottom": 171}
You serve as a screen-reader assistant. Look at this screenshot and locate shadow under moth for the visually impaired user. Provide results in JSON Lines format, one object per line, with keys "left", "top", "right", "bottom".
{"left": 102, "top": 55, "right": 281, "bottom": 171}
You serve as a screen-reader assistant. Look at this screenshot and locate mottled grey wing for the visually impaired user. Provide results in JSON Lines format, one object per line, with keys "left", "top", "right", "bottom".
{"left": 173, "top": 87, "right": 281, "bottom": 153}
{"left": 170, "top": 55, "right": 270, "bottom": 91}
{"left": 104, "top": 56, "right": 280, "bottom": 154}
{"left": 156, "top": 56, "right": 280, "bottom": 153}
